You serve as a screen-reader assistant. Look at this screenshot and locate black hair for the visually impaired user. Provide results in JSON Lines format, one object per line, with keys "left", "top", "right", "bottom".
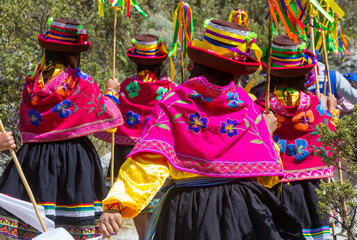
{"left": 136, "top": 63, "right": 162, "bottom": 79}
{"left": 270, "top": 75, "right": 307, "bottom": 93}
{"left": 189, "top": 63, "right": 235, "bottom": 86}
{"left": 44, "top": 50, "right": 80, "bottom": 68}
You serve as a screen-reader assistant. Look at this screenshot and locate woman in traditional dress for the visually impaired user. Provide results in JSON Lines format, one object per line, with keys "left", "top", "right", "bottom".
{"left": 0, "top": 18, "right": 123, "bottom": 239}
{"left": 99, "top": 20, "right": 305, "bottom": 240}
{"left": 94, "top": 33, "right": 173, "bottom": 240}
{"left": 255, "top": 35, "right": 337, "bottom": 240}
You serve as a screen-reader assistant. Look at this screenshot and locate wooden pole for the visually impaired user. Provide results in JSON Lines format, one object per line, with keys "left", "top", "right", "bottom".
{"left": 327, "top": 178, "right": 336, "bottom": 239}
{"left": 110, "top": 10, "right": 118, "bottom": 188}
{"left": 110, "top": 132, "right": 115, "bottom": 188}
{"left": 309, "top": 16, "right": 320, "bottom": 96}
{"left": 322, "top": 33, "right": 332, "bottom": 94}
{"left": 0, "top": 120, "right": 47, "bottom": 232}
{"left": 265, "top": 14, "right": 273, "bottom": 114}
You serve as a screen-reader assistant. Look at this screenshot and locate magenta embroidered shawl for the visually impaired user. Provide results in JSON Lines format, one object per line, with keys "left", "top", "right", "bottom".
{"left": 128, "top": 76, "right": 283, "bottom": 178}
{"left": 20, "top": 67, "right": 123, "bottom": 143}
{"left": 255, "top": 92, "right": 335, "bottom": 182}
{"left": 94, "top": 75, "right": 174, "bottom": 145}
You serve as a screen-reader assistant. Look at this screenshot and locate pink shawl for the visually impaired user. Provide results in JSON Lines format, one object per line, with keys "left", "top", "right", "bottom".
{"left": 94, "top": 75, "right": 173, "bottom": 145}
{"left": 128, "top": 76, "right": 283, "bottom": 178}
{"left": 255, "top": 92, "right": 335, "bottom": 182}
{"left": 19, "top": 67, "right": 123, "bottom": 143}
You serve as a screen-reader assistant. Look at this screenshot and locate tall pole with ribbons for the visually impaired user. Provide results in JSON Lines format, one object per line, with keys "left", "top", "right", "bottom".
{"left": 168, "top": 1, "right": 194, "bottom": 83}
{"left": 265, "top": 14, "right": 273, "bottom": 114}
{"left": 98, "top": 0, "right": 148, "bottom": 188}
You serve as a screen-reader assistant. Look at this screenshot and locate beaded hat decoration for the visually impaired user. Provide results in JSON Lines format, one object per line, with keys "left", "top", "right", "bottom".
{"left": 38, "top": 18, "right": 91, "bottom": 53}
{"left": 127, "top": 34, "right": 169, "bottom": 65}
{"left": 187, "top": 19, "right": 261, "bottom": 75}
{"left": 262, "top": 35, "right": 317, "bottom": 77}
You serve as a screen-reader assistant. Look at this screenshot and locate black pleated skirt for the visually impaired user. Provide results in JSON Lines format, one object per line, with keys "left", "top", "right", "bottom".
{"left": 0, "top": 137, "right": 107, "bottom": 240}
{"left": 154, "top": 179, "right": 305, "bottom": 240}
{"left": 270, "top": 180, "right": 331, "bottom": 240}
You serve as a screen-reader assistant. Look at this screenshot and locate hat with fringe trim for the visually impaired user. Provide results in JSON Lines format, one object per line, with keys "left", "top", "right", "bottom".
{"left": 38, "top": 18, "right": 91, "bottom": 53}
{"left": 187, "top": 19, "right": 262, "bottom": 75}
{"left": 127, "top": 34, "right": 169, "bottom": 65}
{"left": 262, "top": 35, "right": 317, "bottom": 77}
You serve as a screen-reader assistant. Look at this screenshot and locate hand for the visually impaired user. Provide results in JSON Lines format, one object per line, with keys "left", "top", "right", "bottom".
{"left": 99, "top": 212, "right": 123, "bottom": 237}
{"left": 317, "top": 93, "right": 328, "bottom": 109}
{"left": 0, "top": 132, "right": 16, "bottom": 151}
{"left": 327, "top": 93, "right": 337, "bottom": 110}
{"left": 263, "top": 111, "right": 277, "bottom": 133}
{"left": 106, "top": 78, "right": 120, "bottom": 92}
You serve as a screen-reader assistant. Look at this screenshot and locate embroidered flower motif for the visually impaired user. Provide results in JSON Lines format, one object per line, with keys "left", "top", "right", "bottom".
{"left": 75, "top": 68, "right": 88, "bottom": 80}
{"left": 56, "top": 76, "right": 76, "bottom": 97}
{"left": 126, "top": 81, "right": 141, "bottom": 98}
{"left": 227, "top": 92, "right": 243, "bottom": 108}
{"left": 316, "top": 100, "right": 328, "bottom": 116}
{"left": 220, "top": 119, "right": 238, "bottom": 137}
{"left": 275, "top": 114, "right": 286, "bottom": 128}
{"left": 156, "top": 87, "right": 168, "bottom": 100}
{"left": 292, "top": 110, "right": 315, "bottom": 131}
{"left": 145, "top": 117, "right": 150, "bottom": 126}
{"left": 191, "top": 92, "right": 213, "bottom": 102}
{"left": 52, "top": 100, "right": 73, "bottom": 118}
{"left": 28, "top": 110, "right": 43, "bottom": 127}
{"left": 125, "top": 110, "right": 140, "bottom": 127}
{"left": 287, "top": 139, "right": 310, "bottom": 162}
{"left": 188, "top": 112, "right": 208, "bottom": 133}
{"left": 273, "top": 135, "right": 287, "bottom": 154}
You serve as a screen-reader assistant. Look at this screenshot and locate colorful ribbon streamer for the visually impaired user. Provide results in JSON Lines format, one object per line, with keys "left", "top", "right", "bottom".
{"left": 168, "top": 1, "right": 194, "bottom": 68}
{"left": 266, "top": 0, "right": 307, "bottom": 43}
{"left": 297, "top": 0, "right": 349, "bottom": 60}
{"left": 98, "top": 0, "right": 148, "bottom": 19}
{"left": 228, "top": 9, "right": 250, "bottom": 30}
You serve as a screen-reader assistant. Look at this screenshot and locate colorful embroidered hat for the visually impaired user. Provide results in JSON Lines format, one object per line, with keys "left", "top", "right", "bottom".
{"left": 187, "top": 19, "right": 262, "bottom": 75}
{"left": 38, "top": 18, "right": 91, "bottom": 53}
{"left": 126, "top": 34, "right": 169, "bottom": 65}
{"left": 262, "top": 35, "right": 317, "bottom": 77}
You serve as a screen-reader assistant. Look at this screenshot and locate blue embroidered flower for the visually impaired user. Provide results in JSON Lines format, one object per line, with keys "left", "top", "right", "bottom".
{"left": 191, "top": 92, "right": 213, "bottom": 102}
{"left": 145, "top": 117, "right": 150, "bottom": 126}
{"left": 316, "top": 104, "right": 325, "bottom": 116}
{"left": 227, "top": 92, "right": 243, "bottom": 108}
{"left": 28, "top": 110, "right": 43, "bottom": 127}
{"left": 188, "top": 112, "right": 208, "bottom": 133}
{"left": 287, "top": 139, "right": 310, "bottom": 162}
{"left": 75, "top": 68, "right": 88, "bottom": 80}
{"left": 52, "top": 100, "right": 72, "bottom": 118}
{"left": 273, "top": 135, "right": 287, "bottom": 154}
{"left": 125, "top": 111, "right": 140, "bottom": 127}
{"left": 220, "top": 119, "right": 238, "bottom": 137}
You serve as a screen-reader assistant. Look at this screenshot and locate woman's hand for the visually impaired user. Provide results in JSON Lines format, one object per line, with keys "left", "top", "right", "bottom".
{"left": 263, "top": 111, "right": 278, "bottom": 133}
{"left": 106, "top": 78, "right": 120, "bottom": 92}
{"left": 0, "top": 132, "right": 16, "bottom": 151}
{"left": 327, "top": 93, "right": 337, "bottom": 110}
{"left": 99, "top": 212, "right": 123, "bottom": 237}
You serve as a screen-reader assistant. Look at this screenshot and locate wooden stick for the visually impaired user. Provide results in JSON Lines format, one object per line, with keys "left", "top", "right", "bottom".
{"left": 112, "top": 10, "right": 118, "bottom": 81}
{"left": 327, "top": 177, "right": 336, "bottom": 239}
{"left": 309, "top": 16, "right": 320, "bottom": 96}
{"left": 323, "top": 69, "right": 327, "bottom": 96}
{"left": 110, "top": 132, "right": 115, "bottom": 188}
{"left": 322, "top": 33, "right": 332, "bottom": 94}
{"left": 110, "top": 10, "right": 118, "bottom": 188}
{"left": 0, "top": 120, "right": 47, "bottom": 232}
{"left": 265, "top": 14, "right": 273, "bottom": 114}
{"left": 337, "top": 160, "right": 350, "bottom": 239}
